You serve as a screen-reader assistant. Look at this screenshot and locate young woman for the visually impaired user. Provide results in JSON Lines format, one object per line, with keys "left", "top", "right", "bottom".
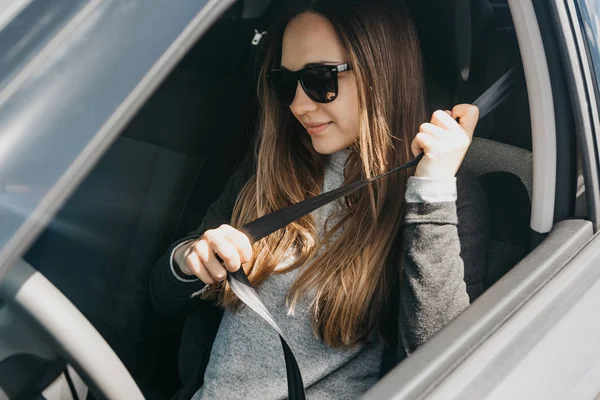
{"left": 150, "top": 0, "right": 488, "bottom": 398}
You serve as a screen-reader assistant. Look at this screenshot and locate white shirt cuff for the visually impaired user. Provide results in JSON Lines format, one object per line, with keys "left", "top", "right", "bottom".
{"left": 405, "top": 176, "right": 457, "bottom": 203}
{"left": 170, "top": 240, "right": 199, "bottom": 283}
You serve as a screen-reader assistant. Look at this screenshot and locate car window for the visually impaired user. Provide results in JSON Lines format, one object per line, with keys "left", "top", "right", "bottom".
{"left": 0, "top": 0, "right": 91, "bottom": 93}
{"left": 0, "top": 0, "right": 94, "bottom": 273}
{"left": 0, "top": 1, "right": 233, "bottom": 397}
{"left": 0, "top": 0, "right": 31, "bottom": 30}
{"left": 576, "top": 0, "right": 600, "bottom": 91}
{"left": 0, "top": 0, "right": 220, "bottom": 277}
{"left": 574, "top": 0, "right": 600, "bottom": 222}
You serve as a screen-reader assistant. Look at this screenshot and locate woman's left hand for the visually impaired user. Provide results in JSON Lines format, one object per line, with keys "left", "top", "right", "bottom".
{"left": 411, "top": 104, "right": 479, "bottom": 178}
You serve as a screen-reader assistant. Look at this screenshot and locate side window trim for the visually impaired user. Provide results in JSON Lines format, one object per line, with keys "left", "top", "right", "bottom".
{"left": 509, "top": 0, "right": 557, "bottom": 234}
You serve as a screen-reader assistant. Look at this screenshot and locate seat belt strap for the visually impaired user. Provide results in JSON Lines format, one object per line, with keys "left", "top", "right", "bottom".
{"left": 472, "top": 65, "right": 522, "bottom": 119}
{"left": 226, "top": 65, "right": 523, "bottom": 400}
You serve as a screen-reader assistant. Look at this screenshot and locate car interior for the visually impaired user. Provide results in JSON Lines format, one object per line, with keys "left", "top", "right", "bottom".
{"left": 15, "top": 0, "right": 537, "bottom": 398}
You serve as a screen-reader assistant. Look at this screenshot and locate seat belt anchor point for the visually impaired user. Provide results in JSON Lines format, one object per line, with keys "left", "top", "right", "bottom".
{"left": 252, "top": 29, "right": 267, "bottom": 45}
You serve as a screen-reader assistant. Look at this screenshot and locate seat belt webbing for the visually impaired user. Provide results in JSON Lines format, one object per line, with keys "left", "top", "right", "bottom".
{"left": 226, "top": 66, "right": 523, "bottom": 400}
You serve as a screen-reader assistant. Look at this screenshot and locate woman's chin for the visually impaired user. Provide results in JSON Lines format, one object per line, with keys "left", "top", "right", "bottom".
{"left": 310, "top": 137, "right": 353, "bottom": 155}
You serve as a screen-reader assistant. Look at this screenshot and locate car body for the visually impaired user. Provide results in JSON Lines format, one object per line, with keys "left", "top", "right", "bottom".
{"left": 0, "top": 0, "right": 598, "bottom": 399}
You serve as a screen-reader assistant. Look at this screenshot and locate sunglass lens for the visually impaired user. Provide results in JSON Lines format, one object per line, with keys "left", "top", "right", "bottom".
{"left": 267, "top": 71, "right": 297, "bottom": 105}
{"left": 302, "top": 68, "right": 337, "bottom": 103}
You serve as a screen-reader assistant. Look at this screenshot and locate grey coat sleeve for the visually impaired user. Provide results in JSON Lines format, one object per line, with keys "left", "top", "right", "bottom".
{"left": 398, "top": 172, "right": 473, "bottom": 354}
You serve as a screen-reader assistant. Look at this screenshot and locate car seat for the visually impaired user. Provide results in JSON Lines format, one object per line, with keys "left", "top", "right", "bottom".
{"left": 460, "top": 0, "right": 534, "bottom": 289}
{"left": 410, "top": 0, "right": 533, "bottom": 292}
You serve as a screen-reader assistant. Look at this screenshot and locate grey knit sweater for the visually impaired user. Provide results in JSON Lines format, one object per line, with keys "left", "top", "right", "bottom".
{"left": 185, "top": 150, "right": 467, "bottom": 399}
{"left": 150, "top": 149, "right": 489, "bottom": 400}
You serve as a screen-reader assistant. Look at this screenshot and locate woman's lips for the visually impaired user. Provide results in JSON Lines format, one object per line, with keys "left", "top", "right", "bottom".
{"left": 306, "top": 122, "right": 332, "bottom": 136}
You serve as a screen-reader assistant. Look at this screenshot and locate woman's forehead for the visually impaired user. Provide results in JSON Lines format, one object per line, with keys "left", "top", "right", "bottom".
{"left": 280, "top": 12, "right": 347, "bottom": 71}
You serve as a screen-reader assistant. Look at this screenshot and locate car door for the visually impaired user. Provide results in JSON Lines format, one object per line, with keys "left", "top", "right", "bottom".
{"left": 364, "top": 0, "right": 600, "bottom": 398}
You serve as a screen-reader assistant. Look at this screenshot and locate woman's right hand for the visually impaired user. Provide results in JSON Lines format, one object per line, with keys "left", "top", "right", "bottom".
{"left": 174, "top": 225, "right": 253, "bottom": 284}
{"left": 411, "top": 105, "right": 478, "bottom": 178}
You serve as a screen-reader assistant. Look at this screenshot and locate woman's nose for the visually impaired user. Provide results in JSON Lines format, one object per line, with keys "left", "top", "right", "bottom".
{"left": 289, "top": 82, "right": 318, "bottom": 115}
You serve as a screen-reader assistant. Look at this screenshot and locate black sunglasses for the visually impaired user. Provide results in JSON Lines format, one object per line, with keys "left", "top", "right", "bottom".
{"left": 266, "top": 63, "right": 352, "bottom": 106}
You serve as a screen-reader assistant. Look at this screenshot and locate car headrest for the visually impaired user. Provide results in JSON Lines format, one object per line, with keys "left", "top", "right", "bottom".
{"left": 242, "top": 0, "right": 274, "bottom": 19}
{"left": 238, "top": 0, "right": 495, "bottom": 90}
{"left": 408, "top": 0, "right": 494, "bottom": 86}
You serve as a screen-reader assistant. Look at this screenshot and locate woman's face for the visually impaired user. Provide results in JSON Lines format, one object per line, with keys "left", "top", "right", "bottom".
{"left": 281, "top": 12, "right": 359, "bottom": 155}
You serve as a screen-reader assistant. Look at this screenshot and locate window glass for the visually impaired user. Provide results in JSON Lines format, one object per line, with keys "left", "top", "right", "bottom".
{"left": 0, "top": 0, "right": 90, "bottom": 94}
{"left": 575, "top": 0, "right": 600, "bottom": 218}
{"left": 577, "top": 0, "right": 600, "bottom": 94}
{"left": 0, "top": 0, "right": 33, "bottom": 31}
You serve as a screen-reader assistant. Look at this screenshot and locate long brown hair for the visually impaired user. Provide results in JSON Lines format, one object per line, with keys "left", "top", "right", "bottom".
{"left": 204, "top": 0, "right": 427, "bottom": 347}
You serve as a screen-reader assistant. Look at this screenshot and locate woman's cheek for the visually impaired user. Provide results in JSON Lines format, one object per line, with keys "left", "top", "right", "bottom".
{"left": 338, "top": 99, "right": 359, "bottom": 134}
